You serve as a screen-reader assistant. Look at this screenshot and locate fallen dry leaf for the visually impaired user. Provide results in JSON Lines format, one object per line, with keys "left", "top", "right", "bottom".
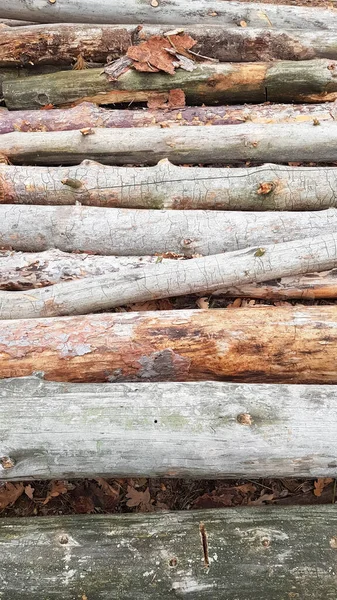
{"left": 43, "top": 480, "right": 69, "bottom": 505}
{"left": 314, "top": 478, "right": 333, "bottom": 497}
{"left": 249, "top": 493, "right": 275, "bottom": 505}
{"left": 193, "top": 492, "right": 235, "bottom": 509}
{"left": 0, "top": 482, "right": 24, "bottom": 510}
{"left": 24, "top": 484, "right": 35, "bottom": 500}
{"left": 127, "top": 34, "right": 196, "bottom": 75}
{"left": 95, "top": 477, "right": 120, "bottom": 498}
{"left": 147, "top": 89, "right": 186, "bottom": 109}
{"left": 126, "top": 486, "right": 154, "bottom": 511}
{"left": 196, "top": 297, "right": 209, "bottom": 309}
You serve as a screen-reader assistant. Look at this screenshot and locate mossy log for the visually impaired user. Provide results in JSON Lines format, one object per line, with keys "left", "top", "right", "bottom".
{"left": 1, "top": 205, "right": 337, "bottom": 256}
{"left": 4, "top": 59, "right": 337, "bottom": 109}
{"left": 3, "top": 160, "right": 337, "bottom": 210}
{"left": 2, "top": 376, "right": 337, "bottom": 480}
{"left": 3, "top": 122, "right": 337, "bottom": 166}
{"left": 1, "top": 305, "right": 337, "bottom": 383}
{"left": 2, "top": 249, "right": 337, "bottom": 301}
{"left": 0, "top": 0, "right": 336, "bottom": 29}
{"left": 0, "top": 65, "right": 70, "bottom": 97}
{"left": 3, "top": 24, "right": 337, "bottom": 67}
{"left": 1, "top": 234, "right": 336, "bottom": 319}
{"left": 1, "top": 101, "right": 335, "bottom": 134}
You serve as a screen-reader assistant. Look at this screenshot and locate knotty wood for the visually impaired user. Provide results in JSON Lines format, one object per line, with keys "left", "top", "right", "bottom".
{"left": 1, "top": 306, "right": 337, "bottom": 383}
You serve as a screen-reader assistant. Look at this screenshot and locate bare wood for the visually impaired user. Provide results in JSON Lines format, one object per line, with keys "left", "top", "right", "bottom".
{"left": 3, "top": 24, "right": 337, "bottom": 67}
{"left": 3, "top": 122, "right": 337, "bottom": 166}
{"left": 3, "top": 249, "right": 337, "bottom": 300}
{"left": 2, "top": 377, "right": 337, "bottom": 480}
{"left": 1, "top": 234, "right": 337, "bottom": 319}
{"left": 4, "top": 59, "right": 337, "bottom": 110}
{"left": 1, "top": 305, "right": 337, "bottom": 383}
{"left": 2, "top": 205, "right": 337, "bottom": 256}
{"left": 3, "top": 160, "right": 337, "bottom": 210}
{"left": 1, "top": 101, "right": 335, "bottom": 134}
{"left": 1, "top": 0, "right": 336, "bottom": 29}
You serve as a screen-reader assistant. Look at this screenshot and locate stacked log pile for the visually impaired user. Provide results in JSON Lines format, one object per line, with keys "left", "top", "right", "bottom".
{"left": 1, "top": 1, "right": 337, "bottom": 597}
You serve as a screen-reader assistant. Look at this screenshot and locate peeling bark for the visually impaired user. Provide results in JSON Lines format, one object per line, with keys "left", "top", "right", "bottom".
{"left": 1, "top": 305, "right": 337, "bottom": 383}
{"left": 4, "top": 59, "right": 337, "bottom": 109}
{"left": 3, "top": 160, "right": 337, "bottom": 210}
{"left": 1, "top": 205, "right": 337, "bottom": 256}
{"left": 3, "top": 122, "right": 337, "bottom": 165}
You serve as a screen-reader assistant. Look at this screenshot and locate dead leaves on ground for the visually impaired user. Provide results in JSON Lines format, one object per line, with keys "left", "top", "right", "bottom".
{"left": 313, "top": 478, "right": 334, "bottom": 497}
{"left": 0, "top": 483, "right": 24, "bottom": 510}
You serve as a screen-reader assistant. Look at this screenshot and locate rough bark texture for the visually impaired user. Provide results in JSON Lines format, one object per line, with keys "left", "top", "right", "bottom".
{"left": 0, "top": 19, "right": 35, "bottom": 25}
{"left": 2, "top": 249, "right": 337, "bottom": 300}
{"left": 3, "top": 24, "right": 337, "bottom": 67}
{"left": 0, "top": 65, "right": 70, "bottom": 97}
{"left": 1, "top": 306, "right": 337, "bottom": 383}
{"left": 1, "top": 205, "right": 337, "bottom": 256}
{"left": 4, "top": 59, "right": 337, "bottom": 109}
{"left": 3, "top": 160, "right": 337, "bottom": 210}
{"left": 1, "top": 101, "right": 335, "bottom": 134}
{"left": 3, "top": 123, "right": 337, "bottom": 166}
{"left": 1, "top": 235, "right": 337, "bottom": 319}
{"left": 0, "top": 0, "right": 336, "bottom": 28}
{"left": 2, "top": 376, "right": 337, "bottom": 480}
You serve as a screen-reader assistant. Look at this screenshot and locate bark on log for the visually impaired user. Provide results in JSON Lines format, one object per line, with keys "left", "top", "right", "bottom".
{"left": 2, "top": 508, "right": 337, "bottom": 599}
{"left": 3, "top": 160, "right": 337, "bottom": 211}
{"left": 1, "top": 102, "right": 336, "bottom": 136}
{"left": 1, "top": 205, "right": 337, "bottom": 256}
{"left": 4, "top": 24, "right": 337, "bottom": 67}
{"left": 0, "top": 0, "right": 336, "bottom": 29}
{"left": 2, "top": 377, "right": 337, "bottom": 480}
{"left": 0, "top": 19, "right": 36, "bottom": 25}
{"left": 1, "top": 305, "right": 337, "bottom": 383}
{"left": 4, "top": 59, "right": 337, "bottom": 109}
{"left": 2, "top": 249, "right": 337, "bottom": 300}
{"left": 1, "top": 235, "right": 337, "bottom": 319}
{"left": 3, "top": 123, "right": 337, "bottom": 166}
{"left": 0, "top": 65, "right": 70, "bottom": 97}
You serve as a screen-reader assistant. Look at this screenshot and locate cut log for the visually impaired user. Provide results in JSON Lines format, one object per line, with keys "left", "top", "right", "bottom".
{"left": 2, "top": 508, "right": 337, "bottom": 599}
{"left": 0, "top": 65, "right": 71, "bottom": 97}
{"left": 1, "top": 205, "right": 337, "bottom": 256}
{"left": 3, "top": 160, "right": 337, "bottom": 210}
{"left": 4, "top": 59, "right": 337, "bottom": 109}
{"left": 1, "top": 101, "right": 336, "bottom": 135}
{"left": 0, "top": 19, "right": 36, "bottom": 25}
{"left": 4, "top": 24, "right": 337, "bottom": 67}
{"left": 2, "top": 376, "right": 337, "bottom": 480}
{"left": 0, "top": 0, "right": 336, "bottom": 29}
{"left": 3, "top": 122, "right": 337, "bottom": 166}
{"left": 1, "top": 305, "right": 337, "bottom": 383}
{"left": 2, "top": 249, "right": 337, "bottom": 300}
{"left": 1, "top": 234, "right": 337, "bottom": 319}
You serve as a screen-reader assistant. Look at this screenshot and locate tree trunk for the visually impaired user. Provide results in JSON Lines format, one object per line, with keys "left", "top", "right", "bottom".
{"left": 1, "top": 101, "right": 336, "bottom": 134}
{"left": 3, "top": 24, "right": 337, "bottom": 67}
{"left": 2, "top": 249, "right": 337, "bottom": 300}
{"left": 3, "top": 160, "right": 337, "bottom": 210}
{"left": 1, "top": 205, "right": 337, "bottom": 256}
{"left": 1, "top": 305, "right": 337, "bottom": 383}
{"left": 1, "top": 234, "right": 337, "bottom": 319}
{"left": 0, "top": 0, "right": 336, "bottom": 29}
{"left": 3, "top": 122, "right": 337, "bottom": 166}
{"left": 2, "top": 376, "right": 337, "bottom": 480}
{"left": 4, "top": 59, "right": 337, "bottom": 109}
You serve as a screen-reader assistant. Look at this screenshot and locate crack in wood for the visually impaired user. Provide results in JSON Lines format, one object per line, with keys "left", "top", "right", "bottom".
{"left": 199, "top": 522, "right": 209, "bottom": 568}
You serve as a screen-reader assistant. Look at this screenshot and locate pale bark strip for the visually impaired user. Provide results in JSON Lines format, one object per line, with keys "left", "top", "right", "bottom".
{"left": 1, "top": 305, "right": 337, "bottom": 383}
{"left": 2, "top": 377, "right": 337, "bottom": 480}
{"left": 2, "top": 205, "right": 337, "bottom": 256}
{"left": 4, "top": 59, "right": 337, "bottom": 110}
{"left": 0, "top": 0, "right": 336, "bottom": 29}
{"left": 1, "top": 234, "right": 337, "bottom": 319}
{"left": 3, "top": 122, "right": 337, "bottom": 166}
{"left": 1, "top": 101, "right": 336, "bottom": 134}
{"left": 3, "top": 160, "right": 337, "bottom": 210}
{"left": 2, "top": 249, "right": 337, "bottom": 300}
{"left": 3, "top": 24, "right": 337, "bottom": 67}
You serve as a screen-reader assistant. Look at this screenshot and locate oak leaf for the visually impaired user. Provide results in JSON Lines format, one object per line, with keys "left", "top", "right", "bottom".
{"left": 43, "top": 480, "right": 69, "bottom": 505}
{"left": 0, "top": 482, "right": 24, "bottom": 510}
{"left": 126, "top": 486, "right": 154, "bottom": 511}
{"left": 313, "top": 478, "right": 333, "bottom": 497}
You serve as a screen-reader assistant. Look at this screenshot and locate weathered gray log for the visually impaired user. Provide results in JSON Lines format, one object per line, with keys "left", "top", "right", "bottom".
{"left": 1, "top": 0, "right": 336, "bottom": 29}
{"left": 4, "top": 24, "right": 337, "bottom": 67}
{"left": 4, "top": 160, "right": 337, "bottom": 210}
{"left": 3, "top": 249, "right": 337, "bottom": 300}
{"left": 2, "top": 507, "right": 337, "bottom": 599}
{"left": 2, "top": 205, "right": 337, "bottom": 256}
{"left": 1, "top": 234, "right": 337, "bottom": 319}
{"left": 4, "top": 59, "right": 337, "bottom": 109}
{"left": 1, "top": 101, "right": 335, "bottom": 134}
{"left": 0, "top": 19, "right": 35, "bottom": 25}
{"left": 2, "top": 376, "right": 337, "bottom": 480}
{"left": 3, "top": 122, "right": 337, "bottom": 166}
{"left": 1, "top": 306, "right": 337, "bottom": 383}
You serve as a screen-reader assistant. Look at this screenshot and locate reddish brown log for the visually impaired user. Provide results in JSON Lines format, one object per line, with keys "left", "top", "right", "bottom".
{"left": 1, "top": 101, "right": 335, "bottom": 135}
{"left": 1, "top": 306, "right": 337, "bottom": 383}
